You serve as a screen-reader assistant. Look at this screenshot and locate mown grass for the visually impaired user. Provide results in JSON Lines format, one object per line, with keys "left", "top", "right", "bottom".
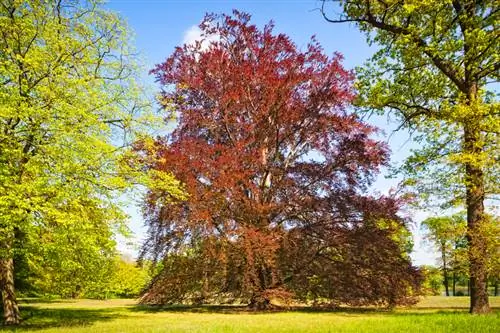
{"left": 0, "top": 297, "right": 498, "bottom": 332}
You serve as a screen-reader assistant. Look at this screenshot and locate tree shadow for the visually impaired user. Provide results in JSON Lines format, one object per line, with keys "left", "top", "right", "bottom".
{"left": 130, "top": 304, "right": 259, "bottom": 314}
{"left": 18, "top": 298, "right": 79, "bottom": 305}
{"left": 129, "top": 303, "right": 498, "bottom": 317}
{"left": 129, "top": 304, "right": 393, "bottom": 315}
{"left": 0, "top": 306, "right": 125, "bottom": 331}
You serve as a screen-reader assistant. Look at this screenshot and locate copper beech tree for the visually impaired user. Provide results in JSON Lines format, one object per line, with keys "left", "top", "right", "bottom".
{"left": 138, "top": 11, "right": 421, "bottom": 309}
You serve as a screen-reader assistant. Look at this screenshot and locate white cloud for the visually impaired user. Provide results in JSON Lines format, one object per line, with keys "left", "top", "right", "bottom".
{"left": 182, "top": 25, "right": 219, "bottom": 51}
{"left": 182, "top": 25, "right": 203, "bottom": 45}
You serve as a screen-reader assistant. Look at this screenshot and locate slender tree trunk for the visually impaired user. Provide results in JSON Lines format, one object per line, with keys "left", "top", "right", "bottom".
{"left": 453, "top": 272, "right": 456, "bottom": 296}
{"left": 452, "top": 242, "right": 458, "bottom": 296}
{"left": 494, "top": 280, "right": 498, "bottom": 297}
{"left": 464, "top": 119, "right": 490, "bottom": 314}
{"left": 201, "top": 267, "right": 209, "bottom": 303}
{"left": 441, "top": 242, "right": 449, "bottom": 296}
{"left": 0, "top": 239, "right": 21, "bottom": 325}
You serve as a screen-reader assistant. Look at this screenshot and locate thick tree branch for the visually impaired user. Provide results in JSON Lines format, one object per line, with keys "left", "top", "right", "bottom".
{"left": 321, "top": 0, "right": 467, "bottom": 92}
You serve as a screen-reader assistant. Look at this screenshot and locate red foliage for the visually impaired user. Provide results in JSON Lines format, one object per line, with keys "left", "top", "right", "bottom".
{"left": 139, "top": 11, "right": 420, "bottom": 307}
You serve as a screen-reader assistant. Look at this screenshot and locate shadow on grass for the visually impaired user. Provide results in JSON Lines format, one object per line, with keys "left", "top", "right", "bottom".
{"left": 19, "top": 298, "right": 79, "bottom": 305}
{"left": 131, "top": 304, "right": 259, "bottom": 314}
{"left": 2, "top": 301, "right": 496, "bottom": 331}
{"left": 0, "top": 306, "right": 125, "bottom": 331}
{"left": 129, "top": 303, "right": 479, "bottom": 317}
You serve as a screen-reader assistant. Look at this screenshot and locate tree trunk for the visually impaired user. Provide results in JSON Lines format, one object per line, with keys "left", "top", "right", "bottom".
{"left": 464, "top": 121, "right": 490, "bottom": 314}
{"left": 201, "top": 267, "right": 209, "bottom": 303}
{"left": 441, "top": 242, "right": 449, "bottom": 296}
{"left": 453, "top": 272, "right": 456, "bottom": 296}
{"left": 494, "top": 280, "right": 498, "bottom": 297}
{"left": 247, "top": 265, "right": 273, "bottom": 310}
{"left": 0, "top": 247, "right": 21, "bottom": 325}
{"left": 443, "top": 273, "right": 449, "bottom": 296}
{"left": 248, "top": 292, "right": 272, "bottom": 310}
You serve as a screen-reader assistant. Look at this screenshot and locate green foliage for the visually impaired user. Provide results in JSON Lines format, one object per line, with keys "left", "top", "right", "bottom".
{"left": 421, "top": 214, "right": 467, "bottom": 257}
{"left": 421, "top": 213, "right": 498, "bottom": 279}
{"left": 421, "top": 213, "right": 499, "bottom": 297}
{"left": 106, "top": 257, "right": 151, "bottom": 298}
{"left": 420, "top": 265, "right": 444, "bottom": 296}
{"left": 421, "top": 214, "right": 467, "bottom": 293}
{"left": 0, "top": 0, "right": 184, "bottom": 317}
{"left": 327, "top": 0, "right": 499, "bottom": 208}
{"left": 18, "top": 255, "right": 151, "bottom": 299}
{"left": 322, "top": 0, "right": 498, "bottom": 312}
{"left": 485, "top": 215, "right": 500, "bottom": 281}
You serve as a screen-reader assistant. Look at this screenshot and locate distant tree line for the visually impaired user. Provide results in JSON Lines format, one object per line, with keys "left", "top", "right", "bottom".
{"left": 15, "top": 256, "right": 151, "bottom": 300}
{"left": 421, "top": 214, "right": 499, "bottom": 297}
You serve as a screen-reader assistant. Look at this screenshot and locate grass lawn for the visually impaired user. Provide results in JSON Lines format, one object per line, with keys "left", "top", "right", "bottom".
{"left": 0, "top": 297, "right": 498, "bottom": 332}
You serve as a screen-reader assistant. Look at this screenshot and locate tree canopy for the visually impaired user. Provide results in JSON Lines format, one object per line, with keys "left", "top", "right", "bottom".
{"left": 321, "top": 0, "right": 499, "bottom": 314}
{"left": 421, "top": 215, "right": 467, "bottom": 296}
{"left": 0, "top": 0, "right": 182, "bottom": 324}
{"left": 138, "top": 11, "right": 421, "bottom": 309}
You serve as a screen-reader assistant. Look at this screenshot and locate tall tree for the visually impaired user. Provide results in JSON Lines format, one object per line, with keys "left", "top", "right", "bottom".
{"left": 486, "top": 215, "right": 500, "bottom": 297}
{"left": 321, "top": 0, "right": 498, "bottom": 313}
{"left": 0, "top": 0, "right": 182, "bottom": 324}
{"left": 421, "top": 215, "right": 467, "bottom": 296}
{"left": 139, "top": 11, "right": 420, "bottom": 309}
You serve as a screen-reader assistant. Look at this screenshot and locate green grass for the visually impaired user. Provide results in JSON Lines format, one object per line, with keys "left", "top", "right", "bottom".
{"left": 1, "top": 297, "right": 498, "bottom": 332}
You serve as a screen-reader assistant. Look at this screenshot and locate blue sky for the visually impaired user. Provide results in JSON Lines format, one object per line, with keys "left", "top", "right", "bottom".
{"left": 106, "top": 0, "right": 437, "bottom": 266}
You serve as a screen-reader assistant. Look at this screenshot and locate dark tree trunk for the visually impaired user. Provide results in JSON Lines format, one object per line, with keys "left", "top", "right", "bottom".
{"left": 441, "top": 242, "right": 449, "bottom": 296}
{"left": 452, "top": 243, "right": 458, "bottom": 296}
{"left": 443, "top": 273, "right": 450, "bottom": 296}
{"left": 453, "top": 272, "right": 456, "bottom": 296}
{"left": 494, "top": 280, "right": 498, "bottom": 297}
{"left": 248, "top": 292, "right": 272, "bottom": 310}
{"left": 200, "top": 268, "right": 209, "bottom": 303}
{"left": 247, "top": 263, "right": 274, "bottom": 310}
{"left": 464, "top": 121, "right": 490, "bottom": 314}
{"left": 0, "top": 240, "right": 21, "bottom": 325}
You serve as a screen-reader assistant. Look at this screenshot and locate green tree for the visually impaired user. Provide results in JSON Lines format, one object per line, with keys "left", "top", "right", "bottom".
{"left": 485, "top": 215, "right": 500, "bottom": 296}
{"left": 421, "top": 215, "right": 467, "bottom": 296}
{"left": 19, "top": 204, "right": 120, "bottom": 299}
{"left": 0, "top": 0, "right": 183, "bottom": 324}
{"left": 107, "top": 256, "right": 151, "bottom": 298}
{"left": 420, "top": 265, "right": 444, "bottom": 296}
{"left": 321, "top": 0, "right": 498, "bottom": 313}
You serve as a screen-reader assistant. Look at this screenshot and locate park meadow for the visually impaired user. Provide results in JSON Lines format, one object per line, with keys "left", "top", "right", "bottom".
{"left": 0, "top": 297, "right": 498, "bottom": 333}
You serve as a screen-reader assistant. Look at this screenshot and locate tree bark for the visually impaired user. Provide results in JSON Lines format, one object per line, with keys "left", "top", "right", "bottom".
{"left": 464, "top": 121, "right": 490, "bottom": 314}
{"left": 248, "top": 292, "right": 272, "bottom": 310}
{"left": 0, "top": 240, "right": 21, "bottom": 325}
{"left": 441, "top": 242, "right": 449, "bottom": 296}
{"left": 453, "top": 272, "right": 456, "bottom": 296}
{"left": 201, "top": 267, "right": 209, "bottom": 303}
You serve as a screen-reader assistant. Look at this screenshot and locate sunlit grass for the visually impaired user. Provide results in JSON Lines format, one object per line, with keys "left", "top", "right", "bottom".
{"left": 0, "top": 296, "right": 498, "bottom": 332}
